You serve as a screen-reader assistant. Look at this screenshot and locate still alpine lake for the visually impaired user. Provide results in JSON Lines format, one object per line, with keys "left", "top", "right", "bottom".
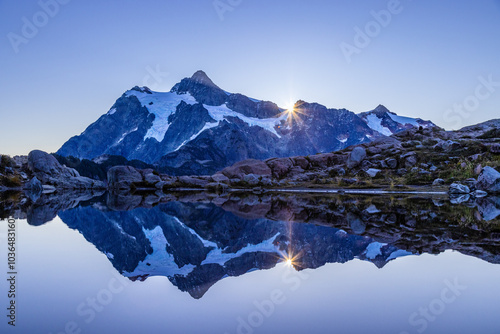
{"left": 1, "top": 192, "right": 500, "bottom": 334}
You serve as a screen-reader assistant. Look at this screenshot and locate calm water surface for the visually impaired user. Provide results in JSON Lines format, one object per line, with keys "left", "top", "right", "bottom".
{"left": 1, "top": 194, "right": 500, "bottom": 334}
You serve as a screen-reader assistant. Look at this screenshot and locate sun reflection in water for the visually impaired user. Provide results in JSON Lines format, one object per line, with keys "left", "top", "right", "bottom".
{"left": 280, "top": 250, "right": 301, "bottom": 269}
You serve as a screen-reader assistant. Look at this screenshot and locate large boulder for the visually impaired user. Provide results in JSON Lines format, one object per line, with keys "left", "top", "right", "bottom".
{"left": 28, "top": 150, "right": 78, "bottom": 180}
{"left": 347, "top": 147, "right": 366, "bottom": 169}
{"left": 266, "top": 158, "right": 294, "bottom": 179}
{"left": 107, "top": 166, "right": 143, "bottom": 189}
{"left": 222, "top": 159, "right": 272, "bottom": 179}
{"left": 401, "top": 152, "right": 417, "bottom": 168}
{"left": 291, "top": 156, "right": 311, "bottom": 170}
{"left": 477, "top": 166, "right": 500, "bottom": 193}
{"left": 366, "top": 169, "right": 381, "bottom": 178}
{"left": 28, "top": 150, "right": 105, "bottom": 189}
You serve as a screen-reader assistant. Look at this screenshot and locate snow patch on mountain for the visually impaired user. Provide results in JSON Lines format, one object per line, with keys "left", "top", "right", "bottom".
{"left": 124, "top": 226, "right": 195, "bottom": 278}
{"left": 365, "top": 242, "right": 387, "bottom": 259}
{"left": 387, "top": 113, "right": 420, "bottom": 127}
{"left": 125, "top": 89, "right": 197, "bottom": 142}
{"left": 201, "top": 233, "right": 281, "bottom": 266}
{"left": 173, "top": 121, "right": 220, "bottom": 152}
{"left": 113, "top": 127, "right": 138, "bottom": 146}
{"left": 365, "top": 114, "right": 393, "bottom": 136}
{"left": 386, "top": 249, "right": 413, "bottom": 261}
{"left": 204, "top": 104, "right": 286, "bottom": 138}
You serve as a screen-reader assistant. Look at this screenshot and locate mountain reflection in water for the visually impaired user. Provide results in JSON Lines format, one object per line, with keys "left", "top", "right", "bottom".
{"left": 7, "top": 191, "right": 499, "bottom": 299}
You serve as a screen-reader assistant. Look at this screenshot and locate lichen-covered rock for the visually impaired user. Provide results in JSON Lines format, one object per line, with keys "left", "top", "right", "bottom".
{"left": 347, "top": 147, "right": 366, "bottom": 169}
{"left": 477, "top": 166, "right": 500, "bottom": 193}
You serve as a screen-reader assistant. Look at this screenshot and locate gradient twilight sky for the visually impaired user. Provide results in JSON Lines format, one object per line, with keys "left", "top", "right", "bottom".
{"left": 0, "top": 0, "right": 499, "bottom": 156}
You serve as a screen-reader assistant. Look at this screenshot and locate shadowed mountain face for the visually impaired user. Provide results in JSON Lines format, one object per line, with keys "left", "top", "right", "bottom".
{"left": 57, "top": 71, "right": 435, "bottom": 175}
{"left": 57, "top": 201, "right": 405, "bottom": 299}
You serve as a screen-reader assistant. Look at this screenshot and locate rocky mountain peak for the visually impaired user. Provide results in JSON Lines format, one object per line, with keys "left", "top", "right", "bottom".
{"left": 170, "top": 70, "right": 227, "bottom": 106}
{"left": 373, "top": 104, "right": 391, "bottom": 115}
{"left": 130, "top": 86, "right": 153, "bottom": 94}
{"left": 190, "top": 70, "right": 218, "bottom": 88}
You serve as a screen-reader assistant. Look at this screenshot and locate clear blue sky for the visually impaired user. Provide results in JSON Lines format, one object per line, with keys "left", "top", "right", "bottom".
{"left": 1, "top": 0, "right": 499, "bottom": 156}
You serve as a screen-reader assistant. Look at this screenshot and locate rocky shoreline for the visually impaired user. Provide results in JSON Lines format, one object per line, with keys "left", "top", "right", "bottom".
{"left": 1, "top": 122, "right": 500, "bottom": 216}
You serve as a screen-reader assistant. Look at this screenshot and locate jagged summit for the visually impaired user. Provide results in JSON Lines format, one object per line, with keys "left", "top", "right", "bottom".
{"left": 373, "top": 104, "right": 391, "bottom": 114}
{"left": 170, "top": 71, "right": 227, "bottom": 105}
{"left": 190, "top": 70, "right": 219, "bottom": 88}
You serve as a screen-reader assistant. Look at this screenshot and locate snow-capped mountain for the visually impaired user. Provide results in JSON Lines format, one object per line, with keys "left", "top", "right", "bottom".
{"left": 359, "top": 104, "right": 434, "bottom": 136}
{"left": 57, "top": 71, "right": 435, "bottom": 175}
{"left": 58, "top": 201, "right": 411, "bottom": 299}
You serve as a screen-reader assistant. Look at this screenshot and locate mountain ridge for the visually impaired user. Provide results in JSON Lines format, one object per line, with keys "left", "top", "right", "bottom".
{"left": 57, "top": 71, "right": 436, "bottom": 175}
